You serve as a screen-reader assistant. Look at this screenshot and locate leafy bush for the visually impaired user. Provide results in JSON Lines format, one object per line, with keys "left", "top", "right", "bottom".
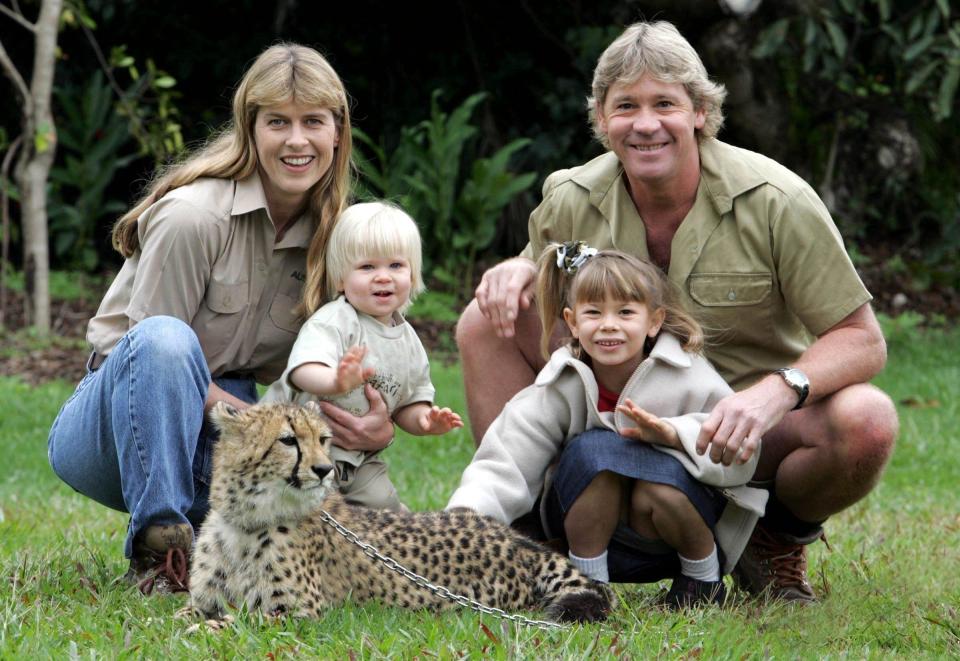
{"left": 751, "top": 0, "right": 960, "bottom": 288}
{"left": 48, "top": 72, "right": 138, "bottom": 271}
{"left": 354, "top": 91, "right": 537, "bottom": 299}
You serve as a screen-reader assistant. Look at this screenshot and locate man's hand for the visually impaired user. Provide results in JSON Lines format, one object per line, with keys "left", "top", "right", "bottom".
{"left": 418, "top": 406, "right": 464, "bottom": 435}
{"left": 334, "top": 345, "right": 375, "bottom": 394}
{"left": 474, "top": 257, "right": 537, "bottom": 338}
{"left": 696, "top": 375, "right": 796, "bottom": 465}
{"left": 319, "top": 383, "right": 394, "bottom": 452}
{"left": 617, "top": 398, "right": 682, "bottom": 450}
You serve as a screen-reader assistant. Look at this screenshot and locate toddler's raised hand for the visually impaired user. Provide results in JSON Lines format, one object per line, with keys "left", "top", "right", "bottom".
{"left": 617, "top": 398, "right": 682, "bottom": 450}
{"left": 419, "top": 406, "right": 464, "bottom": 435}
{"left": 335, "top": 345, "right": 375, "bottom": 394}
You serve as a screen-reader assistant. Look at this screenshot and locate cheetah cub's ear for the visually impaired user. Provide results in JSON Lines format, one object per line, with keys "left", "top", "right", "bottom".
{"left": 209, "top": 401, "right": 242, "bottom": 433}
{"left": 303, "top": 400, "right": 322, "bottom": 417}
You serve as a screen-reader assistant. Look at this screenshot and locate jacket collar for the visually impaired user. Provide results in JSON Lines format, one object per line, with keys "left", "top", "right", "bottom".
{"left": 535, "top": 332, "right": 692, "bottom": 387}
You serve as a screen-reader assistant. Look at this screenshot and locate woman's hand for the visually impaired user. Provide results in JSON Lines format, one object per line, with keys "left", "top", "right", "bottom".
{"left": 204, "top": 382, "right": 253, "bottom": 416}
{"left": 319, "top": 383, "right": 394, "bottom": 451}
{"left": 617, "top": 398, "right": 682, "bottom": 450}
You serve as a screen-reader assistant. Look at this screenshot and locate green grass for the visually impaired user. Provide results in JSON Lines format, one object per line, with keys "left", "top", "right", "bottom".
{"left": 2, "top": 330, "right": 959, "bottom": 658}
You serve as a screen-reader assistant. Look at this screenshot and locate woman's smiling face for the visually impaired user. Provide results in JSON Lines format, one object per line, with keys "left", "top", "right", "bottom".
{"left": 254, "top": 99, "right": 339, "bottom": 220}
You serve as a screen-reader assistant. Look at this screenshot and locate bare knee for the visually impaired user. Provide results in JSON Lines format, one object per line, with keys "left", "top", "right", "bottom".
{"left": 829, "top": 385, "right": 898, "bottom": 486}
{"left": 455, "top": 300, "right": 489, "bottom": 357}
{"left": 632, "top": 481, "right": 690, "bottom": 517}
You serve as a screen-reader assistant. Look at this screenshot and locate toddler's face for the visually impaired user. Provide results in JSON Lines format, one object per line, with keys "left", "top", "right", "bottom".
{"left": 339, "top": 256, "right": 412, "bottom": 324}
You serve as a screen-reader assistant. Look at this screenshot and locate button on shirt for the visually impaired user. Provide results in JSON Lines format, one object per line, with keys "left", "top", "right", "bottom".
{"left": 87, "top": 173, "right": 314, "bottom": 384}
{"left": 521, "top": 138, "right": 872, "bottom": 390}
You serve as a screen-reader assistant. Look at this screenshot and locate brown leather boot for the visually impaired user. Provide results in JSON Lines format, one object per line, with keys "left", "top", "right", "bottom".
{"left": 733, "top": 521, "right": 823, "bottom": 603}
{"left": 123, "top": 523, "right": 192, "bottom": 595}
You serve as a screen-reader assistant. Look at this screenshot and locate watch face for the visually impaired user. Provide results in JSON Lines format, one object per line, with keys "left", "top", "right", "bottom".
{"left": 785, "top": 368, "right": 809, "bottom": 388}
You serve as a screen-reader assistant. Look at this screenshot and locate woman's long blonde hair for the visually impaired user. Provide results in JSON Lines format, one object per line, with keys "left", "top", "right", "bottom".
{"left": 536, "top": 244, "right": 703, "bottom": 360}
{"left": 111, "top": 43, "right": 354, "bottom": 317}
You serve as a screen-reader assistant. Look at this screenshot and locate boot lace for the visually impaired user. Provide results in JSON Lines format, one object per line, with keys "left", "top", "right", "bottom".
{"left": 138, "top": 547, "right": 189, "bottom": 595}
{"left": 752, "top": 525, "right": 812, "bottom": 588}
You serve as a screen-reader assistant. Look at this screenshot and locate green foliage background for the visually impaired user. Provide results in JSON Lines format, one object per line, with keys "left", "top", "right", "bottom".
{"left": 2, "top": 0, "right": 958, "bottom": 293}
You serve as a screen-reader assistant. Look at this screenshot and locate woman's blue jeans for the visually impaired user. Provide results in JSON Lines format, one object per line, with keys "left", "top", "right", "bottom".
{"left": 47, "top": 316, "right": 257, "bottom": 558}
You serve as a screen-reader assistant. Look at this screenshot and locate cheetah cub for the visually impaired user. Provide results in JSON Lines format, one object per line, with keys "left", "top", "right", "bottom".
{"left": 189, "top": 401, "right": 613, "bottom": 623}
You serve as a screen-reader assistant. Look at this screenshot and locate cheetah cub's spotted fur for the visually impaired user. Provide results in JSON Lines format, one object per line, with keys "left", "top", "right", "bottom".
{"left": 189, "top": 401, "right": 613, "bottom": 623}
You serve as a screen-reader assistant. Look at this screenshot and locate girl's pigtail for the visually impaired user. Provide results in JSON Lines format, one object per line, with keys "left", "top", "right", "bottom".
{"left": 535, "top": 242, "right": 597, "bottom": 360}
{"left": 535, "top": 243, "right": 570, "bottom": 360}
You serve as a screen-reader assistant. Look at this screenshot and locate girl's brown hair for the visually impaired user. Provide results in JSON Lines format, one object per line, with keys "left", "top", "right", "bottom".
{"left": 111, "top": 43, "right": 354, "bottom": 317}
{"left": 536, "top": 244, "right": 703, "bottom": 359}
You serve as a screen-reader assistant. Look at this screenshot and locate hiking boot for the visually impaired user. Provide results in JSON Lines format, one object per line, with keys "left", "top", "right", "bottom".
{"left": 733, "top": 521, "right": 822, "bottom": 603}
{"left": 661, "top": 575, "right": 727, "bottom": 610}
{"left": 123, "top": 522, "right": 192, "bottom": 595}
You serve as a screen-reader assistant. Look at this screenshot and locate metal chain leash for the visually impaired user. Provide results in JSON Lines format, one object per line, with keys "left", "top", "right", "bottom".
{"left": 318, "top": 509, "right": 567, "bottom": 631}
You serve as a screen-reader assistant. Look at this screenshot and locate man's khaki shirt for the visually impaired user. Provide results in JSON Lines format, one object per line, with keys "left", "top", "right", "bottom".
{"left": 521, "top": 138, "right": 872, "bottom": 390}
{"left": 87, "top": 173, "right": 313, "bottom": 384}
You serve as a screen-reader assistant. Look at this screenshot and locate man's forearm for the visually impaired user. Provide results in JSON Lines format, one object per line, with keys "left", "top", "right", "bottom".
{"left": 792, "top": 303, "right": 886, "bottom": 404}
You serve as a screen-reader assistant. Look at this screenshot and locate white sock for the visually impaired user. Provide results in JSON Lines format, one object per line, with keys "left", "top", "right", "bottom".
{"left": 679, "top": 545, "right": 720, "bottom": 582}
{"left": 568, "top": 550, "right": 609, "bottom": 583}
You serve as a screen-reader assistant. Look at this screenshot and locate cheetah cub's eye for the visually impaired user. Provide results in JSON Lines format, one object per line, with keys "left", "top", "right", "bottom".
{"left": 277, "top": 434, "right": 298, "bottom": 447}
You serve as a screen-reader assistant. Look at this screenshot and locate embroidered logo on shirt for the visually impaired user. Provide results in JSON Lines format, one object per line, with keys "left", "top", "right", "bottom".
{"left": 290, "top": 270, "right": 306, "bottom": 282}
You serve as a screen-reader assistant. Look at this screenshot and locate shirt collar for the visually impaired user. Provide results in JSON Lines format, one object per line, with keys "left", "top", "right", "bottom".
{"left": 232, "top": 171, "right": 315, "bottom": 249}
{"left": 571, "top": 152, "right": 623, "bottom": 210}
{"left": 697, "top": 138, "right": 767, "bottom": 217}
{"left": 232, "top": 171, "right": 269, "bottom": 216}
{"left": 573, "top": 140, "right": 770, "bottom": 221}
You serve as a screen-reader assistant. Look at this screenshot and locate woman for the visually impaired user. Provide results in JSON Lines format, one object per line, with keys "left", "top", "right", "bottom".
{"left": 47, "top": 44, "right": 393, "bottom": 595}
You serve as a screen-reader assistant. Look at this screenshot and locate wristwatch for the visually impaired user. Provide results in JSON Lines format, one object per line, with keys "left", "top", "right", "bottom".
{"left": 773, "top": 367, "right": 810, "bottom": 410}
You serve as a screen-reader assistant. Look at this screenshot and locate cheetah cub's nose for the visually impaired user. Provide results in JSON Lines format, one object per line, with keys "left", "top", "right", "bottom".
{"left": 312, "top": 464, "right": 334, "bottom": 480}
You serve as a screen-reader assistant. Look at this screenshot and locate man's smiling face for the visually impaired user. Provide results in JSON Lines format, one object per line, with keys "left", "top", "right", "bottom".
{"left": 596, "top": 73, "right": 705, "bottom": 191}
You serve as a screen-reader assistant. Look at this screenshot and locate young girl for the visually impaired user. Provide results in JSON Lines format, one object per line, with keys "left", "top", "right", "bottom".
{"left": 448, "top": 243, "right": 766, "bottom": 608}
{"left": 264, "top": 201, "right": 462, "bottom": 510}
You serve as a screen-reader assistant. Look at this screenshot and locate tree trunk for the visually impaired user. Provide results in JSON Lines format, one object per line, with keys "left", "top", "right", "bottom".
{"left": 10, "top": 0, "right": 62, "bottom": 333}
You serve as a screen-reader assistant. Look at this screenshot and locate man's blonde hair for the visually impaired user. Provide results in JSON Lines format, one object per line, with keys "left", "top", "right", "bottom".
{"left": 587, "top": 21, "right": 727, "bottom": 148}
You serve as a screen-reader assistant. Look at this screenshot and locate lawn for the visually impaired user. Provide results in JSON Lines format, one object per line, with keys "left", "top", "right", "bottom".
{"left": 1, "top": 325, "right": 958, "bottom": 658}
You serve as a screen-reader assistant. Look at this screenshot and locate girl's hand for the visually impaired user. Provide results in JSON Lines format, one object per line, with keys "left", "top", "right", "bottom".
{"left": 419, "top": 406, "right": 464, "bottom": 435}
{"left": 335, "top": 345, "right": 375, "bottom": 394}
{"left": 617, "top": 398, "right": 682, "bottom": 450}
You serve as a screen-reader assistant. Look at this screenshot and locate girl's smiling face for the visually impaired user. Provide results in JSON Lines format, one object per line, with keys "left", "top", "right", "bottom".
{"left": 564, "top": 296, "right": 665, "bottom": 391}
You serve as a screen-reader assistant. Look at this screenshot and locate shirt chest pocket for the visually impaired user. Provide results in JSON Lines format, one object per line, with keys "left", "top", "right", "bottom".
{"left": 687, "top": 273, "right": 774, "bottom": 341}
{"left": 688, "top": 273, "right": 772, "bottom": 307}
{"left": 268, "top": 292, "right": 301, "bottom": 334}
{"left": 204, "top": 279, "right": 249, "bottom": 314}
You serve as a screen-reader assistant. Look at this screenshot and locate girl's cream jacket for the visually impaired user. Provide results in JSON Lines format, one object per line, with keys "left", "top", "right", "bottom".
{"left": 447, "top": 333, "right": 768, "bottom": 573}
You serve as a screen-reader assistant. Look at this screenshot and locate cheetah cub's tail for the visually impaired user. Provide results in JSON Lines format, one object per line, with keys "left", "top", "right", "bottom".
{"left": 530, "top": 548, "right": 616, "bottom": 623}
{"left": 543, "top": 580, "right": 616, "bottom": 623}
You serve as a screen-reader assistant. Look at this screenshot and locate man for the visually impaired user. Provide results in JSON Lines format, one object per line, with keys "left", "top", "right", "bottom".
{"left": 456, "top": 21, "right": 897, "bottom": 602}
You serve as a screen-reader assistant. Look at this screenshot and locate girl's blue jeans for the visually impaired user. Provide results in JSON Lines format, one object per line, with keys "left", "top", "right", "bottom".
{"left": 47, "top": 316, "right": 257, "bottom": 558}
